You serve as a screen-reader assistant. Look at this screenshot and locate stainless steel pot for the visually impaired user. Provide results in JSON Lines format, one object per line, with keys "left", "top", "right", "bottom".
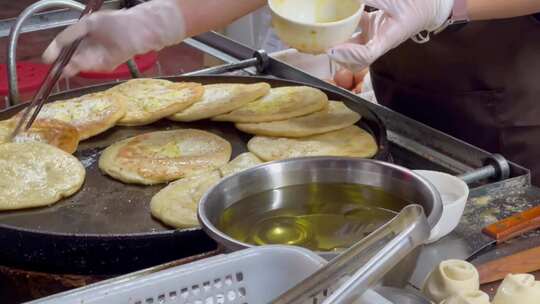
{"left": 198, "top": 157, "right": 443, "bottom": 287}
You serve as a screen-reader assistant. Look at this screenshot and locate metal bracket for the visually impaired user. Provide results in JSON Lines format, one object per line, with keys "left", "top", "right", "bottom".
{"left": 458, "top": 154, "right": 511, "bottom": 185}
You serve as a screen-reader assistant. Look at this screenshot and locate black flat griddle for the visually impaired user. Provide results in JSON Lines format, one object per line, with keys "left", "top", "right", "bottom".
{"left": 0, "top": 75, "right": 389, "bottom": 275}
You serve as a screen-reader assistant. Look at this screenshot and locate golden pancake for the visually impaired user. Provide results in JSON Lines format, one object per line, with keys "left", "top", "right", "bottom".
{"left": 108, "top": 79, "right": 204, "bottom": 126}
{"left": 150, "top": 170, "right": 221, "bottom": 228}
{"left": 0, "top": 142, "right": 85, "bottom": 211}
{"left": 168, "top": 82, "right": 271, "bottom": 122}
{"left": 247, "top": 126, "right": 378, "bottom": 161}
{"left": 0, "top": 118, "right": 80, "bottom": 154}
{"left": 150, "top": 153, "right": 264, "bottom": 228}
{"left": 219, "top": 152, "right": 263, "bottom": 178}
{"left": 99, "top": 129, "right": 232, "bottom": 185}
{"left": 212, "top": 86, "right": 328, "bottom": 123}
{"left": 29, "top": 91, "right": 127, "bottom": 140}
{"left": 236, "top": 101, "right": 360, "bottom": 137}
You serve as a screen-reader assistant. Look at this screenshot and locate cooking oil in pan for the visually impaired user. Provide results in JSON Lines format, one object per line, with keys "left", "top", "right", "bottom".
{"left": 218, "top": 183, "right": 409, "bottom": 252}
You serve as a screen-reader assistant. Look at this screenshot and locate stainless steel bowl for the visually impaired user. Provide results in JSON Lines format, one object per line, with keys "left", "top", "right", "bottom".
{"left": 198, "top": 157, "right": 443, "bottom": 286}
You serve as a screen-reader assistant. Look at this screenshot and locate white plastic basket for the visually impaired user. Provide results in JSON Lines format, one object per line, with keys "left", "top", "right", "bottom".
{"left": 28, "top": 246, "right": 326, "bottom": 304}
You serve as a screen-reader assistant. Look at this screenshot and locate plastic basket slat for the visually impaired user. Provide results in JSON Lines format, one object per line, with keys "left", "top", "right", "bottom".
{"left": 29, "top": 246, "right": 325, "bottom": 304}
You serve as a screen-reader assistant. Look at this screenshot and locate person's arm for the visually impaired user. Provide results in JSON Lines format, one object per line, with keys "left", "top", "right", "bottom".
{"left": 469, "top": 0, "right": 540, "bottom": 20}
{"left": 43, "top": 0, "right": 266, "bottom": 77}
{"left": 328, "top": 0, "right": 540, "bottom": 72}
{"left": 181, "top": 0, "right": 266, "bottom": 37}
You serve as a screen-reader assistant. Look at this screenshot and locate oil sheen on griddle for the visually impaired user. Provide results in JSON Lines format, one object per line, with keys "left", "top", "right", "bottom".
{"left": 219, "top": 183, "right": 408, "bottom": 252}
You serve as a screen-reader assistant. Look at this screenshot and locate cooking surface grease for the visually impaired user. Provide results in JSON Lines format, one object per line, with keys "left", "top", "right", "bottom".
{"left": 218, "top": 183, "right": 408, "bottom": 252}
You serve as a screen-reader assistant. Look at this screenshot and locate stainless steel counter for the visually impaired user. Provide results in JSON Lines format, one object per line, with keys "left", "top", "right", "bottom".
{"left": 411, "top": 183, "right": 540, "bottom": 288}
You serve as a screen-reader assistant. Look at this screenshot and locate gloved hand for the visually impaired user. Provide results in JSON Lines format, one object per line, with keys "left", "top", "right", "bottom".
{"left": 42, "top": 0, "right": 185, "bottom": 78}
{"left": 328, "top": 0, "right": 454, "bottom": 71}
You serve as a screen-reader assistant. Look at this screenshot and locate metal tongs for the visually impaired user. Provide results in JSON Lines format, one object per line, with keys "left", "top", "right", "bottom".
{"left": 271, "top": 204, "right": 430, "bottom": 304}
{"left": 10, "top": 0, "right": 105, "bottom": 140}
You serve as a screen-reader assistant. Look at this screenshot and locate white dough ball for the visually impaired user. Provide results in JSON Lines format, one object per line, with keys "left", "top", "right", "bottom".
{"left": 493, "top": 274, "right": 540, "bottom": 304}
{"left": 422, "top": 259, "right": 480, "bottom": 303}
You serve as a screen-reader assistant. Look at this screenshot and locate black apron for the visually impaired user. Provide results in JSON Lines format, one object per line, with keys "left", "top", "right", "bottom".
{"left": 371, "top": 15, "right": 540, "bottom": 184}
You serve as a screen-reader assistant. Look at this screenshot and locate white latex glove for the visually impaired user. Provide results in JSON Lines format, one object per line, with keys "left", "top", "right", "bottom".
{"left": 327, "top": 0, "right": 454, "bottom": 71}
{"left": 42, "top": 0, "right": 185, "bottom": 78}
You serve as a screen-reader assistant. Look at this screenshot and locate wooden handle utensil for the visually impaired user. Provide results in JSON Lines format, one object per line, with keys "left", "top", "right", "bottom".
{"left": 477, "top": 245, "right": 540, "bottom": 284}
{"left": 482, "top": 205, "right": 540, "bottom": 243}
{"left": 475, "top": 205, "right": 540, "bottom": 284}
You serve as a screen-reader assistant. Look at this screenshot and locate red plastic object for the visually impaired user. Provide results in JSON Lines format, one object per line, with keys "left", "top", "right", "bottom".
{"left": 78, "top": 51, "right": 158, "bottom": 79}
{"left": 0, "top": 62, "right": 50, "bottom": 96}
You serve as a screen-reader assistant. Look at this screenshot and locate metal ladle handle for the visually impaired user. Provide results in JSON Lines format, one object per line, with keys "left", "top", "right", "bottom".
{"left": 271, "top": 204, "right": 430, "bottom": 304}
{"left": 183, "top": 50, "right": 269, "bottom": 76}
{"left": 6, "top": 0, "right": 140, "bottom": 106}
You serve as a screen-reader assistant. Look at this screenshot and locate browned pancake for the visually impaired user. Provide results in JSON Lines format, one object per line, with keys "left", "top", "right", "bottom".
{"left": 0, "top": 118, "right": 80, "bottom": 154}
